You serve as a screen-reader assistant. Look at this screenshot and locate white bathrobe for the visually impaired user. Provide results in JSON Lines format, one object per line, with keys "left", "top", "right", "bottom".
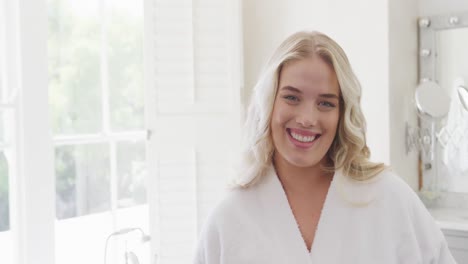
{"left": 194, "top": 165, "right": 457, "bottom": 264}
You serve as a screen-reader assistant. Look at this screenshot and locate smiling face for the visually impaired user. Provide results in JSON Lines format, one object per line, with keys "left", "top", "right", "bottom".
{"left": 270, "top": 56, "right": 340, "bottom": 170}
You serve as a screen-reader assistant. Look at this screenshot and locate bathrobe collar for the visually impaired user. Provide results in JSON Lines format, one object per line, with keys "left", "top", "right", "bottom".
{"left": 255, "top": 165, "right": 337, "bottom": 263}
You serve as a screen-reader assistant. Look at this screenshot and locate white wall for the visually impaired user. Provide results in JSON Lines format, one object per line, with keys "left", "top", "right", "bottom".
{"left": 388, "top": 0, "right": 419, "bottom": 189}
{"left": 243, "top": 0, "right": 391, "bottom": 167}
{"left": 419, "top": 0, "right": 468, "bottom": 16}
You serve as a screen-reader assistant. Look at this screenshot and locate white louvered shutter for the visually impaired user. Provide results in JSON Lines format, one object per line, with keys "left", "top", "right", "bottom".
{"left": 144, "top": 0, "right": 242, "bottom": 263}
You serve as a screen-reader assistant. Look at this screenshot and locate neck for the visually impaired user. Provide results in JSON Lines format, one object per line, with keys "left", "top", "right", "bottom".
{"left": 273, "top": 153, "right": 333, "bottom": 196}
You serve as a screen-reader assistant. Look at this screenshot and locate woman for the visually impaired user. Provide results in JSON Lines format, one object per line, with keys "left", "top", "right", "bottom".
{"left": 194, "top": 31, "right": 456, "bottom": 264}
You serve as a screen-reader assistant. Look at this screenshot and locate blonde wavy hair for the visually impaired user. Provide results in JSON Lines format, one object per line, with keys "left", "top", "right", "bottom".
{"left": 233, "top": 31, "right": 386, "bottom": 187}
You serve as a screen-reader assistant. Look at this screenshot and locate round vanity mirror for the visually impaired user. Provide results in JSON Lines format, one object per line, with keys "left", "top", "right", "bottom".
{"left": 458, "top": 85, "right": 468, "bottom": 111}
{"left": 415, "top": 81, "right": 451, "bottom": 118}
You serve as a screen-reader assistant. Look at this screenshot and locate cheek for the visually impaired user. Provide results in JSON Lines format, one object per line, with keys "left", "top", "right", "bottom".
{"left": 271, "top": 103, "right": 290, "bottom": 127}
{"left": 270, "top": 105, "right": 280, "bottom": 134}
{"left": 270, "top": 112, "right": 284, "bottom": 139}
{"left": 326, "top": 112, "right": 340, "bottom": 135}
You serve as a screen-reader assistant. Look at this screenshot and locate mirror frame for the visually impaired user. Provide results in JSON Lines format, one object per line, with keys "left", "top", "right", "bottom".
{"left": 417, "top": 12, "right": 468, "bottom": 205}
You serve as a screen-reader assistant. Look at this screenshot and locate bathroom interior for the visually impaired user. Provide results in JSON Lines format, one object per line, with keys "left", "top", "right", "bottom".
{"left": 0, "top": 0, "right": 467, "bottom": 263}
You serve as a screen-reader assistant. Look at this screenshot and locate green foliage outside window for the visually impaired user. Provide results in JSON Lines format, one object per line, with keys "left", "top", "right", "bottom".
{"left": 48, "top": 0, "right": 145, "bottom": 219}
{"left": 48, "top": 0, "right": 144, "bottom": 135}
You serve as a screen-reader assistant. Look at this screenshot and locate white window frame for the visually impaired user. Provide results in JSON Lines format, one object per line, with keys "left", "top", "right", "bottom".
{"left": 4, "top": 0, "right": 155, "bottom": 263}
{"left": 0, "top": 2, "right": 18, "bottom": 264}
{"left": 9, "top": 0, "right": 55, "bottom": 263}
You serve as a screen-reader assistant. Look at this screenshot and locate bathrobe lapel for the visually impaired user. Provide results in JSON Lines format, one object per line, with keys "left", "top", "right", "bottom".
{"left": 307, "top": 170, "right": 344, "bottom": 263}
{"left": 256, "top": 166, "right": 337, "bottom": 264}
{"left": 308, "top": 169, "right": 381, "bottom": 263}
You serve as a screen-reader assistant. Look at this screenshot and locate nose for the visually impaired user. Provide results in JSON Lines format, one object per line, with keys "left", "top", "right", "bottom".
{"left": 295, "top": 105, "right": 318, "bottom": 128}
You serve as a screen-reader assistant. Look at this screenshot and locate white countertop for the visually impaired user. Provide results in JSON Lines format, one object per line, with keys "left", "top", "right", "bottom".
{"left": 429, "top": 207, "right": 468, "bottom": 232}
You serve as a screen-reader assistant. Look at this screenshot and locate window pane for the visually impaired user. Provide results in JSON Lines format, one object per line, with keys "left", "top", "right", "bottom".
{"left": 55, "top": 143, "right": 110, "bottom": 219}
{"left": 0, "top": 151, "right": 9, "bottom": 231}
{"left": 48, "top": 0, "right": 102, "bottom": 135}
{"left": 108, "top": 0, "right": 144, "bottom": 131}
{"left": 117, "top": 141, "right": 146, "bottom": 208}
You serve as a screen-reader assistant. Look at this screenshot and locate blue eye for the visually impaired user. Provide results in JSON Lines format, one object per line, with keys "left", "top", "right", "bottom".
{"left": 283, "top": 95, "right": 299, "bottom": 102}
{"left": 318, "top": 101, "right": 336, "bottom": 108}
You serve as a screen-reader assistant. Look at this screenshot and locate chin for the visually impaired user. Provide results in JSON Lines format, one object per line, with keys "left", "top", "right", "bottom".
{"left": 284, "top": 154, "right": 323, "bottom": 169}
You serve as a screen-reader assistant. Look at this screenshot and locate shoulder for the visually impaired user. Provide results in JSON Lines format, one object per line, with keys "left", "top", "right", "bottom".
{"left": 335, "top": 168, "right": 417, "bottom": 207}
{"left": 206, "top": 186, "right": 257, "bottom": 226}
{"left": 372, "top": 169, "right": 436, "bottom": 217}
{"left": 196, "top": 185, "right": 260, "bottom": 238}
{"left": 376, "top": 169, "right": 437, "bottom": 223}
{"left": 360, "top": 169, "right": 432, "bottom": 216}
{"left": 375, "top": 169, "right": 419, "bottom": 201}
{"left": 370, "top": 170, "right": 453, "bottom": 262}
{"left": 193, "top": 187, "right": 258, "bottom": 263}
{"left": 338, "top": 168, "right": 444, "bottom": 236}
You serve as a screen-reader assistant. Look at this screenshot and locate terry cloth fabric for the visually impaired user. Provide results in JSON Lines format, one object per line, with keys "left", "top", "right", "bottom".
{"left": 194, "top": 165, "right": 457, "bottom": 264}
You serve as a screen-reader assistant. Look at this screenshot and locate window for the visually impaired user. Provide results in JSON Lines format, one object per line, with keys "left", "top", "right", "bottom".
{"left": 0, "top": 0, "right": 241, "bottom": 263}
{"left": 48, "top": 0, "right": 149, "bottom": 263}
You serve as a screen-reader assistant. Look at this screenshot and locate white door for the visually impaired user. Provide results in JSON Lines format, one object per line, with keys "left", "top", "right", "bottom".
{"left": 144, "top": 0, "right": 243, "bottom": 263}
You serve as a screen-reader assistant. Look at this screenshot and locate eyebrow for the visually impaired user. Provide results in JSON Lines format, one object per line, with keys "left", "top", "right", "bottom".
{"left": 318, "top": 93, "right": 340, "bottom": 99}
{"left": 280, "top": 86, "right": 340, "bottom": 99}
{"left": 280, "top": 86, "right": 302, "bottom": 93}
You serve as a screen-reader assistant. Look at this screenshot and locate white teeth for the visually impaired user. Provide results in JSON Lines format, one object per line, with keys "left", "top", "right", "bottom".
{"left": 290, "top": 132, "right": 316, "bottom": 143}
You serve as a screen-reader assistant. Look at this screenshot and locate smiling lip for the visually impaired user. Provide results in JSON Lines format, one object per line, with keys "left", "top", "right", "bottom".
{"left": 286, "top": 128, "right": 321, "bottom": 149}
